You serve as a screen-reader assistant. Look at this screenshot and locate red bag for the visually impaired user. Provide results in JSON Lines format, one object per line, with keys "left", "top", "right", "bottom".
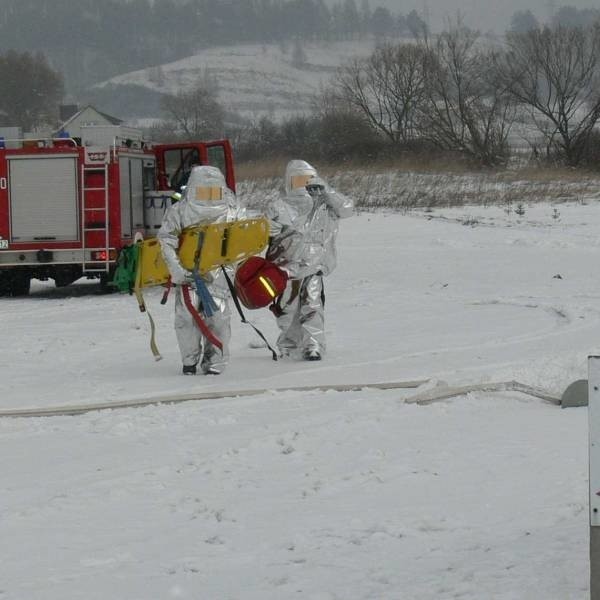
{"left": 234, "top": 257, "right": 288, "bottom": 309}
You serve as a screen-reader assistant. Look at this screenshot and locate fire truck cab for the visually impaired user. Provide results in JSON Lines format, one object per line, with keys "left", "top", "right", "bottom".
{"left": 0, "top": 130, "right": 235, "bottom": 296}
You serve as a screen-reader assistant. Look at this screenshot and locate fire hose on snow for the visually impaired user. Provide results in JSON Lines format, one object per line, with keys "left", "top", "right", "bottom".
{"left": 0, "top": 379, "right": 562, "bottom": 419}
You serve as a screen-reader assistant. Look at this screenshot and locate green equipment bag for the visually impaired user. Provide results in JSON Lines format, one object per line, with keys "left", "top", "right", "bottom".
{"left": 111, "top": 243, "right": 140, "bottom": 293}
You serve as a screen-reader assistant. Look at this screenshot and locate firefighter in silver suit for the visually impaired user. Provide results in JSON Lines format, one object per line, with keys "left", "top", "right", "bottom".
{"left": 266, "top": 160, "right": 354, "bottom": 361}
{"left": 158, "top": 166, "right": 244, "bottom": 375}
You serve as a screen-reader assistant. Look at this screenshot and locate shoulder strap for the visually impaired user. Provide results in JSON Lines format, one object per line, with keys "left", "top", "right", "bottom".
{"left": 134, "top": 241, "right": 162, "bottom": 361}
{"left": 221, "top": 266, "right": 278, "bottom": 361}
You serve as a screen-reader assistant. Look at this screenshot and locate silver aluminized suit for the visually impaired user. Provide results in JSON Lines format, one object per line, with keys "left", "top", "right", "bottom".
{"left": 266, "top": 160, "right": 353, "bottom": 359}
{"left": 158, "top": 166, "right": 244, "bottom": 374}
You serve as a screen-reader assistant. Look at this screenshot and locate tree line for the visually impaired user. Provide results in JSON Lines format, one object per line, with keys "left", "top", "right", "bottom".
{"left": 510, "top": 6, "right": 600, "bottom": 33}
{"left": 0, "top": 0, "right": 420, "bottom": 92}
{"left": 4, "top": 6, "right": 600, "bottom": 169}
{"left": 155, "top": 20, "right": 600, "bottom": 169}
{"left": 148, "top": 3, "right": 600, "bottom": 169}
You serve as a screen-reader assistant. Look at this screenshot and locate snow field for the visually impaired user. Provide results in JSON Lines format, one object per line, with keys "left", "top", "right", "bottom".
{"left": 0, "top": 390, "right": 588, "bottom": 599}
{"left": 2, "top": 200, "right": 600, "bottom": 598}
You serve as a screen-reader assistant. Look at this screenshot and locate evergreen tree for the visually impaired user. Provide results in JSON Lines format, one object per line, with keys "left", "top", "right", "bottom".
{"left": 314, "top": 0, "right": 332, "bottom": 40}
{"left": 397, "top": 13, "right": 408, "bottom": 37}
{"left": 292, "top": 38, "right": 307, "bottom": 67}
{"left": 343, "top": 0, "right": 360, "bottom": 39}
{"left": 359, "top": 0, "right": 371, "bottom": 37}
{"left": 405, "top": 9, "right": 427, "bottom": 38}
{"left": 551, "top": 7, "right": 600, "bottom": 28}
{"left": 0, "top": 0, "right": 404, "bottom": 92}
{"left": 331, "top": 3, "right": 345, "bottom": 40}
{"left": 370, "top": 7, "right": 394, "bottom": 38}
{"left": 509, "top": 10, "right": 539, "bottom": 33}
{"left": 0, "top": 50, "right": 64, "bottom": 130}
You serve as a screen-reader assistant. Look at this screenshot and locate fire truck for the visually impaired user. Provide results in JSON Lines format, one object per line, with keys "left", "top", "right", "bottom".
{"left": 0, "top": 129, "right": 235, "bottom": 296}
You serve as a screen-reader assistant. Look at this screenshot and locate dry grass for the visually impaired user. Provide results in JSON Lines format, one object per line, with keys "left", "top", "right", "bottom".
{"left": 236, "top": 159, "right": 290, "bottom": 181}
{"left": 498, "top": 165, "right": 600, "bottom": 183}
{"left": 235, "top": 154, "right": 483, "bottom": 181}
{"left": 236, "top": 155, "right": 600, "bottom": 213}
{"left": 236, "top": 154, "right": 600, "bottom": 184}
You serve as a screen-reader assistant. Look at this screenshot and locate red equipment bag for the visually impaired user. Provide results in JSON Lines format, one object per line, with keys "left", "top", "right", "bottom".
{"left": 234, "top": 256, "right": 288, "bottom": 309}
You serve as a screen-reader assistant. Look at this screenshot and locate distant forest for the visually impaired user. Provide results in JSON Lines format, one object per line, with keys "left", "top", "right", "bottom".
{"left": 0, "top": 0, "right": 416, "bottom": 92}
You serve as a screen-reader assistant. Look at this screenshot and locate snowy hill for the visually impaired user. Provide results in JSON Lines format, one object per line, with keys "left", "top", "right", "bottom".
{"left": 96, "top": 40, "right": 376, "bottom": 121}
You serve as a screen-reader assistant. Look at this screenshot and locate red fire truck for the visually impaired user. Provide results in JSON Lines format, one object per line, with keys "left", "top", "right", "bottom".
{"left": 0, "top": 132, "right": 235, "bottom": 296}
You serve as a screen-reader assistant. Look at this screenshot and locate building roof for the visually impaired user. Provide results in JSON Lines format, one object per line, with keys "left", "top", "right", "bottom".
{"left": 58, "top": 105, "right": 123, "bottom": 130}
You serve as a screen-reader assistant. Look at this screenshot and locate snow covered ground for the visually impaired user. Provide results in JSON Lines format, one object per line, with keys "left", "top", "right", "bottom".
{"left": 1, "top": 200, "right": 598, "bottom": 598}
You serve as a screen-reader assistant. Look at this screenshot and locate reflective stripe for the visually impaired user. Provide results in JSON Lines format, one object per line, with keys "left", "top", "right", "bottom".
{"left": 259, "top": 275, "right": 277, "bottom": 298}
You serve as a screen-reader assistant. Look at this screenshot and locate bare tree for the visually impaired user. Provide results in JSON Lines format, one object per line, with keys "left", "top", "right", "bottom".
{"left": 334, "top": 43, "right": 431, "bottom": 144}
{"left": 418, "top": 25, "right": 516, "bottom": 165}
{"left": 160, "top": 72, "right": 224, "bottom": 141}
{"left": 497, "top": 24, "right": 600, "bottom": 165}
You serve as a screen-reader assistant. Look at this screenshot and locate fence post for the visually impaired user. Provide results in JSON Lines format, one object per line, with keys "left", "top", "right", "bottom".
{"left": 589, "top": 356, "right": 600, "bottom": 599}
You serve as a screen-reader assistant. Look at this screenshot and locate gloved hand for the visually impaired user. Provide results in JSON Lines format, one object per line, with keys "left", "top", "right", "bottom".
{"left": 175, "top": 270, "right": 215, "bottom": 287}
{"left": 305, "top": 176, "right": 326, "bottom": 196}
{"left": 171, "top": 269, "right": 194, "bottom": 285}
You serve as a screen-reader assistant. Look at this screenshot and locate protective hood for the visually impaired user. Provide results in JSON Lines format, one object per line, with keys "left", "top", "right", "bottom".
{"left": 284, "top": 160, "right": 318, "bottom": 195}
{"left": 183, "top": 165, "right": 227, "bottom": 204}
{"left": 157, "top": 163, "right": 246, "bottom": 301}
{"left": 267, "top": 160, "right": 353, "bottom": 279}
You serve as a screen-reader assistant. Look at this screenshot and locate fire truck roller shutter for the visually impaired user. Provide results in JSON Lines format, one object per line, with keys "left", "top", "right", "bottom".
{"left": 9, "top": 155, "right": 79, "bottom": 242}
{"left": 119, "top": 156, "right": 146, "bottom": 239}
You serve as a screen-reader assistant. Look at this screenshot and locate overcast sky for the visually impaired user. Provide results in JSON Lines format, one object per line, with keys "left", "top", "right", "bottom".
{"left": 375, "top": 0, "right": 598, "bottom": 33}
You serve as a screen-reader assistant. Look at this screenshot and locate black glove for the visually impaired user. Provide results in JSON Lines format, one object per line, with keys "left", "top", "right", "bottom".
{"left": 306, "top": 176, "right": 326, "bottom": 197}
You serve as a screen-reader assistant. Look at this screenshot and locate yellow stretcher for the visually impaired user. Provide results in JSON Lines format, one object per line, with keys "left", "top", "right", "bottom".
{"left": 129, "top": 217, "right": 269, "bottom": 361}
{"left": 136, "top": 217, "right": 270, "bottom": 288}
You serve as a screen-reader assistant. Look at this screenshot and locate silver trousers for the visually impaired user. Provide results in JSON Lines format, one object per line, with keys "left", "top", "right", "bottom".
{"left": 174, "top": 288, "right": 231, "bottom": 370}
{"left": 275, "top": 274, "right": 325, "bottom": 356}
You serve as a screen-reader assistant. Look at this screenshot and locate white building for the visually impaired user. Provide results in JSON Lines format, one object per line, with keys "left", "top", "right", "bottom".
{"left": 55, "top": 105, "right": 143, "bottom": 147}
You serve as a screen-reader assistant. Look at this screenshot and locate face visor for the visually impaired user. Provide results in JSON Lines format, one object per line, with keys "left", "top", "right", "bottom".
{"left": 289, "top": 174, "right": 315, "bottom": 191}
{"left": 184, "top": 166, "right": 227, "bottom": 202}
{"left": 193, "top": 186, "right": 223, "bottom": 202}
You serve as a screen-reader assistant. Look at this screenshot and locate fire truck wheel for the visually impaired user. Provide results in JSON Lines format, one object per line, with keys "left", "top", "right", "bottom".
{"left": 0, "top": 273, "right": 10, "bottom": 297}
{"left": 9, "top": 275, "right": 30, "bottom": 297}
{"left": 99, "top": 272, "right": 116, "bottom": 294}
{"left": 53, "top": 273, "right": 75, "bottom": 288}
